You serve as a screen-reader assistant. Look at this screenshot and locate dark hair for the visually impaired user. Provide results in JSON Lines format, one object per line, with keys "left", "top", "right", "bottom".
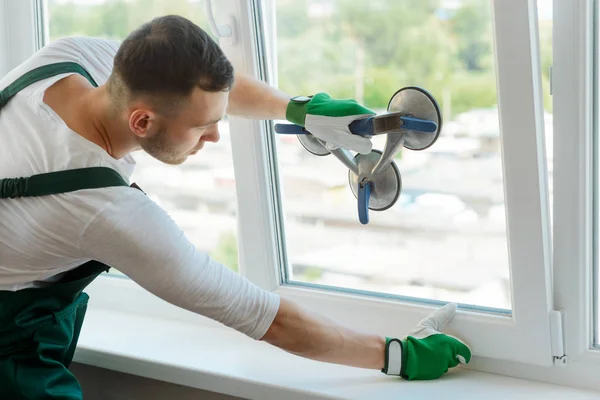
{"left": 108, "top": 15, "right": 234, "bottom": 114}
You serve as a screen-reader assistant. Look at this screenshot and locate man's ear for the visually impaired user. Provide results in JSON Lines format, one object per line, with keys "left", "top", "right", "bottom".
{"left": 129, "top": 108, "right": 158, "bottom": 138}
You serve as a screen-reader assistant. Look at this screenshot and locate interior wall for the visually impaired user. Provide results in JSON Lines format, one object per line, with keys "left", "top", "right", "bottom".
{"left": 71, "top": 363, "right": 244, "bottom": 400}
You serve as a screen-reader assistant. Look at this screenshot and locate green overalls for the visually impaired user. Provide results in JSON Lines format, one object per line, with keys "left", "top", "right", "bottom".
{"left": 0, "top": 63, "right": 141, "bottom": 399}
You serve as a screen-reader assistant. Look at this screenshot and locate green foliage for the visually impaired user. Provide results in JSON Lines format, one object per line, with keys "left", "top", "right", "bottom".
{"left": 48, "top": 0, "right": 213, "bottom": 41}
{"left": 450, "top": 0, "right": 493, "bottom": 72}
{"left": 272, "top": 0, "right": 553, "bottom": 116}
{"left": 443, "top": 72, "right": 498, "bottom": 116}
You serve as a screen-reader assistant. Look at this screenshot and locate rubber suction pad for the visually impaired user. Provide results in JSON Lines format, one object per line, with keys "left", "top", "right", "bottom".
{"left": 348, "top": 149, "right": 402, "bottom": 211}
{"left": 297, "top": 134, "right": 330, "bottom": 156}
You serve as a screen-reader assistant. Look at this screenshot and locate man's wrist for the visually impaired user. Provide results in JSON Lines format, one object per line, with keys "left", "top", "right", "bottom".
{"left": 271, "top": 93, "right": 292, "bottom": 121}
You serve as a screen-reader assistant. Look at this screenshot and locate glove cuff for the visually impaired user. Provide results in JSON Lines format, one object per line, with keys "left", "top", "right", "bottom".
{"left": 285, "top": 95, "right": 311, "bottom": 126}
{"left": 381, "top": 337, "right": 408, "bottom": 379}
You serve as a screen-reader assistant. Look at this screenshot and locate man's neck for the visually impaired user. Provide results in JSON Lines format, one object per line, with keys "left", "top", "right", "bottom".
{"left": 83, "top": 83, "right": 141, "bottom": 159}
{"left": 43, "top": 75, "right": 140, "bottom": 160}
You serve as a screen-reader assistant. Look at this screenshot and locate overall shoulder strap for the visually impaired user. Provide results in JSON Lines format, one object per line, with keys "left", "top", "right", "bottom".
{"left": 0, "top": 62, "right": 98, "bottom": 110}
{"left": 0, "top": 62, "right": 142, "bottom": 198}
{"left": 0, "top": 167, "right": 130, "bottom": 199}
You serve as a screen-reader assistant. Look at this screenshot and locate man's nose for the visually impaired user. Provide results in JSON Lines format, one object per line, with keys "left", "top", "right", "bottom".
{"left": 204, "top": 125, "right": 220, "bottom": 143}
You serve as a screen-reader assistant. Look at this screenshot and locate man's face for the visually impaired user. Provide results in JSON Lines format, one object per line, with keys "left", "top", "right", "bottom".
{"left": 132, "top": 87, "right": 229, "bottom": 165}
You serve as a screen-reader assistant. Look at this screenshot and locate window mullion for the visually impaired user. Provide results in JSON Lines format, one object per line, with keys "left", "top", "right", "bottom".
{"left": 213, "top": 0, "right": 283, "bottom": 291}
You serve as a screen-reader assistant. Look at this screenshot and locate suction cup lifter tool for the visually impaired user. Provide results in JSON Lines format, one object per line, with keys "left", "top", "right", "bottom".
{"left": 274, "top": 86, "right": 442, "bottom": 225}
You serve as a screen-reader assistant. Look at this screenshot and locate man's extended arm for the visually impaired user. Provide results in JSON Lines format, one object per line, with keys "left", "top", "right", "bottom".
{"left": 224, "top": 72, "right": 373, "bottom": 154}
{"left": 260, "top": 297, "right": 386, "bottom": 370}
{"left": 226, "top": 72, "right": 290, "bottom": 120}
{"left": 260, "top": 297, "right": 472, "bottom": 380}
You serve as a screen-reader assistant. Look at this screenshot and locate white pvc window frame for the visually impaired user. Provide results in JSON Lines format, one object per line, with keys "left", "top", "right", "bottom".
{"left": 472, "top": 0, "right": 600, "bottom": 390}
{"left": 0, "top": 0, "right": 45, "bottom": 76}
{"left": 2, "top": 0, "right": 600, "bottom": 390}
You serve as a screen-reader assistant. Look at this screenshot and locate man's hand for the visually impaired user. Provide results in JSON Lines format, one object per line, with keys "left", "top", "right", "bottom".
{"left": 382, "top": 303, "right": 472, "bottom": 380}
{"left": 285, "top": 93, "right": 374, "bottom": 154}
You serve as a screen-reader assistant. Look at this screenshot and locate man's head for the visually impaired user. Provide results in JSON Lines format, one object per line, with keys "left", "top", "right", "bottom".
{"left": 107, "top": 15, "right": 234, "bottom": 165}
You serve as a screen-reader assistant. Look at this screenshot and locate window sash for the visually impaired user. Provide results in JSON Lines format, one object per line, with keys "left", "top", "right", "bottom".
{"left": 218, "top": 0, "right": 556, "bottom": 366}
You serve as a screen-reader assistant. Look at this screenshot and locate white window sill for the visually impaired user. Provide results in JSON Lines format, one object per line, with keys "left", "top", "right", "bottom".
{"left": 75, "top": 307, "right": 600, "bottom": 400}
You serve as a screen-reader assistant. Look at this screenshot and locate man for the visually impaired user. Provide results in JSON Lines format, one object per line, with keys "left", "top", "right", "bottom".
{"left": 0, "top": 14, "right": 471, "bottom": 399}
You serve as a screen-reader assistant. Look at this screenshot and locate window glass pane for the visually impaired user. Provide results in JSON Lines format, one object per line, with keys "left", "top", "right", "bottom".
{"left": 45, "top": 0, "right": 239, "bottom": 274}
{"left": 274, "top": 0, "right": 553, "bottom": 310}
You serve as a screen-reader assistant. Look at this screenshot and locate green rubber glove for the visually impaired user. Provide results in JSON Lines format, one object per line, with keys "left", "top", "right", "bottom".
{"left": 381, "top": 303, "right": 472, "bottom": 380}
{"left": 286, "top": 93, "right": 375, "bottom": 154}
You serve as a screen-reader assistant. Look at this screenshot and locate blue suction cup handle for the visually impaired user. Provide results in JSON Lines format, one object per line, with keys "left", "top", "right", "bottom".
{"left": 358, "top": 180, "right": 371, "bottom": 225}
{"left": 400, "top": 116, "right": 438, "bottom": 133}
{"left": 274, "top": 120, "right": 375, "bottom": 137}
{"left": 348, "top": 118, "right": 375, "bottom": 136}
{"left": 274, "top": 123, "right": 308, "bottom": 134}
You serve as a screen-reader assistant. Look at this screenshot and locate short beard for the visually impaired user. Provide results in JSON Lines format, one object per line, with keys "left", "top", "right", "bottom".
{"left": 138, "top": 124, "right": 187, "bottom": 165}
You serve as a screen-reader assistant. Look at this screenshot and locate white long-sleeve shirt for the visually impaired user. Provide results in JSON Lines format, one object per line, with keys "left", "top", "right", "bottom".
{"left": 0, "top": 36, "right": 280, "bottom": 340}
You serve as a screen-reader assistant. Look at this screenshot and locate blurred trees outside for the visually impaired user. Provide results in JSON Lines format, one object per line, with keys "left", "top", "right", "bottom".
{"left": 48, "top": 0, "right": 552, "bottom": 119}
